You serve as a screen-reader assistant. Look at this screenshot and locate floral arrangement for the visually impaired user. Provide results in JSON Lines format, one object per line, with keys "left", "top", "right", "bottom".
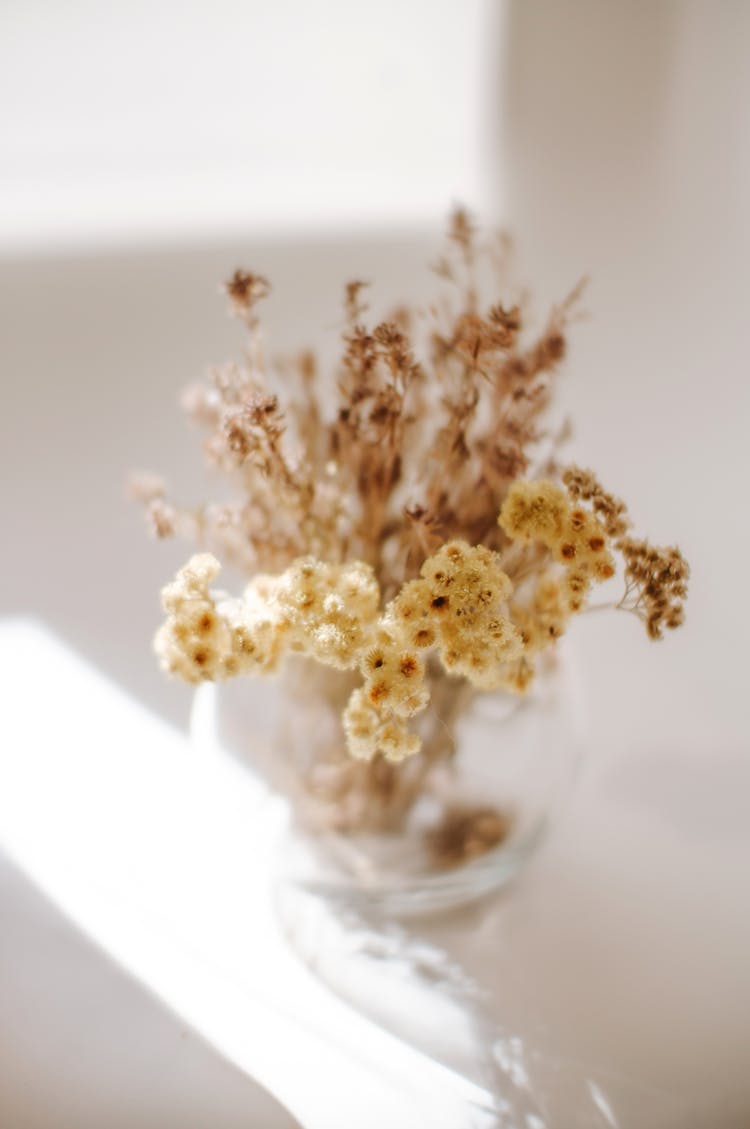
{"left": 134, "top": 211, "right": 688, "bottom": 847}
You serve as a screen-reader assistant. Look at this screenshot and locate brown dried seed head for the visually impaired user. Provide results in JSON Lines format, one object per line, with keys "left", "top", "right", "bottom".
{"left": 225, "top": 270, "right": 270, "bottom": 309}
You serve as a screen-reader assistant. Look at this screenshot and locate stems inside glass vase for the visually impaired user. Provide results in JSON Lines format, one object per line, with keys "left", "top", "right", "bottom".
{"left": 276, "top": 659, "right": 480, "bottom": 839}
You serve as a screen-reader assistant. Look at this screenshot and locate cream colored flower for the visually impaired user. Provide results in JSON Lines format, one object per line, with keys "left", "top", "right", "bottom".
{"left": 499, "top": 480, "right": 614, "bottom": 613}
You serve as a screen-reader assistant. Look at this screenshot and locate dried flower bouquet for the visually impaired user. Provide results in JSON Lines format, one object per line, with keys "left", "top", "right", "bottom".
{"left": 135, "top": 212, "right": 688, "bottom": 859}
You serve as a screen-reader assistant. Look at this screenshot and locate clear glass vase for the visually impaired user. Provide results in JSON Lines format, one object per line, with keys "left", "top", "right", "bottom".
{"left": 191, "top": 647, "right": 584, "bottom": 917}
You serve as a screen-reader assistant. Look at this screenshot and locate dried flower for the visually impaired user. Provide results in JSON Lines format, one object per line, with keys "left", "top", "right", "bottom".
{"left": 141, "top": 210, "right": 688, "bottom": 788}
{"left": 224, "top": 270, "right": 270, "bottom": 321}
{"left": 499, "top": 479, "right": 614, "bottom": 613}
{"left": 156, "top": 538, "right": 519, "bottom": 759}
{"left": 618, "top": 539, "right": 689, "bottom": 639}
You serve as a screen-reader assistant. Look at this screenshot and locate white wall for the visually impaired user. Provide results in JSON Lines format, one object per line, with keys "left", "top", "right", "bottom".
{"left": 0, "top": 0, "right": 494, "bottom": 252}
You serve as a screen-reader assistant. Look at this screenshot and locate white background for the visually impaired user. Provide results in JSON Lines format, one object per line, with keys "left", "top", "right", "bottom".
{"left": 0, "top": 0, "right": 492, "bottom": 251}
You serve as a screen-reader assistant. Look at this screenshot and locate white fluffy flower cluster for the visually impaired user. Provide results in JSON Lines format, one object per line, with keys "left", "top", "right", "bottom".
{"left": 156, "top": 541, "right": 521, "bottom": 763}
